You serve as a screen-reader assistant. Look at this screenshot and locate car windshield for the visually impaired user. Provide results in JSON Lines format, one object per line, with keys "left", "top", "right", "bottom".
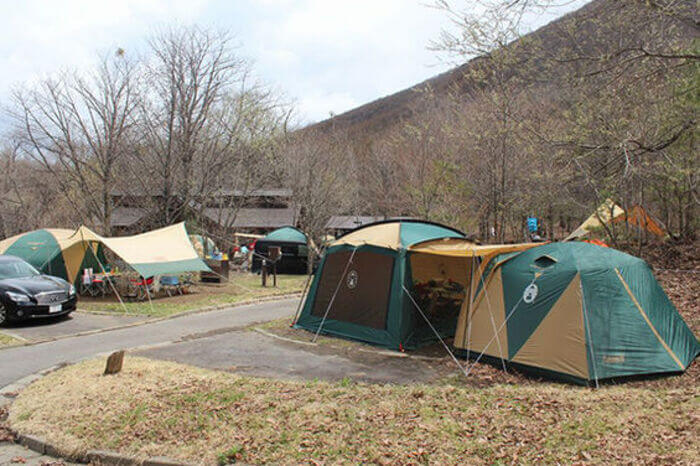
{"left": 0, "top": 260, "right": 41, "bottom": 279}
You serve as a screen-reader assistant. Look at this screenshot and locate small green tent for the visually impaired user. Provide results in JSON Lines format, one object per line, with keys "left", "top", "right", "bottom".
{"left": 455, "top": 242, "right": 699, "bottom": 384}
{"left": 253, "top": 226, "right": 309, "bottom": 274}
{"left": 294, "top": 219, "right": 466, "bottom": 349}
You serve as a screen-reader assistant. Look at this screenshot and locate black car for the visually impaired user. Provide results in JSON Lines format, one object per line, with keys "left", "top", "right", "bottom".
{"left": 0, "top": 255, "right": 77, "bottom": 325}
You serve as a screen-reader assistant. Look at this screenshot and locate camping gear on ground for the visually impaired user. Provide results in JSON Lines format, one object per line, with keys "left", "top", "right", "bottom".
{"left": 126, "top": 276, "right": 155, "bottom": 301}
{"left": 566, "top": 199, "right": 666, "bottom": 241}
{"left": 201, "top": 258, "right": 229, "bottom": 283}
{"left": 160, "top": 275, "right": 184, "bottom": 296}
{"left": 454, "top": 242, "right": 699, "bottom": 385}
{"left": 253, "top": 226, "right": 309, "bottom": 274}
{"left": 294, "top": 219, "right": 477, "bottom": 349}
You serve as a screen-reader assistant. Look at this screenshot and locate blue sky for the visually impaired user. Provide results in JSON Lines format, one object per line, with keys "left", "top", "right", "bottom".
{"left": 0, "top": 0, "right": 584, "bottom": 125}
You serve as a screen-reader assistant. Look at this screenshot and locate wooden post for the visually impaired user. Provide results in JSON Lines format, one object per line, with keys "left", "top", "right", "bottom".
{"left": 104, "top": 350, "right": 125, "bottom": 375}
{"left": 268, "top": 247, "right": 281, "bottom": 288}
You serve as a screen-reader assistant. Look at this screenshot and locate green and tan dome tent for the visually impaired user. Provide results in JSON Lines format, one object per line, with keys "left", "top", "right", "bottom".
{"left": 452, "top": 242, "right": 699, "bottom": 385}
{"left": 0, "top": 228, "right": 106, "bottom": 283}
{"left": 294, "top": 219, "right": 475, "bottom": 349}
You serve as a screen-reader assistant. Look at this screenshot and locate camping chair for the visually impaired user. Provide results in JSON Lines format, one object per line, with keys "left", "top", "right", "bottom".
{"left": 81, "top": 269, "right": 105, "bottom": 297}
{"left": 126, "top": 276, "right": 155, "bottom": 302}
{"left": 159, "top": 275, "right": 183, "bottom": 297}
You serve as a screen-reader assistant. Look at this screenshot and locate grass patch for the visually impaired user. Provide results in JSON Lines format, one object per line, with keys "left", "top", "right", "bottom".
{"left": 9, "top": 357, "right": 698, "bottom": 465}
{"left": 79, "top": 273, "right": 307, "bottom": 318}
{"left": 0, "top": 332, "right": 22, "bottom": 347}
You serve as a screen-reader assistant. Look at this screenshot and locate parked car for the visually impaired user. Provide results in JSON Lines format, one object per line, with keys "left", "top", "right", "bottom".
{"left": 0, "top": 255, "right": 77, "bottom": 325}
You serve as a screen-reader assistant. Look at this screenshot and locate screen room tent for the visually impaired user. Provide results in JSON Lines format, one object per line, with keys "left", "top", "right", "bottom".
{"left": 293, "top": 219, "right": 530, "bottom": 349}
{"left": 252, "top": 226, "right": 310, "bottom": 274}
{"left": 0, "top": 223, "right": 210, "bottom": 283}
{"left": 449, "top": 242, "right": 699, "bottom": 385}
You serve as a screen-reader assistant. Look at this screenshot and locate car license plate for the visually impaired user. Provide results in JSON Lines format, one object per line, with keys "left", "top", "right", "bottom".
{"left": 49, "top": 304, "right": 62, "bottom": 314}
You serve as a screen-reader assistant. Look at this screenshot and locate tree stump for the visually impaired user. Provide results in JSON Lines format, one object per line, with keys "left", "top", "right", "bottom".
{"left": 104, "top": 350, "right": 125, "bottom": 375}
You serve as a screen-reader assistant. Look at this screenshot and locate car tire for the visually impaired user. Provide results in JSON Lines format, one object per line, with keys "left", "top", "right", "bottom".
{"left": 0, "top": 302, "right": 7, "bottom": 326}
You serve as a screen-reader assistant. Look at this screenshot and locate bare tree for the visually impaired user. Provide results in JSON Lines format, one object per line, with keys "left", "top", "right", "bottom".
{"left": 140, "top": 25, "right": 248, "bottom": 225}
{"left": 9, "top": 51, "right": 139, "bottom": 234}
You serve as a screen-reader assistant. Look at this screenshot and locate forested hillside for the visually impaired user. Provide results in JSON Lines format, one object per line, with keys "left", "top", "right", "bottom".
{"left": 290, "top": 0, "right": 697, "bottom": 245}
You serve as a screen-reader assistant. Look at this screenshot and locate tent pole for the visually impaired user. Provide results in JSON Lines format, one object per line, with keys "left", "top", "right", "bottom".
{"left": 313, "top": 247, "right": 357, "bottom": 343}
{"left": 402, "top": 285, "right": 469, "bottom": 378}
{"left": 144, "top": 278, "right": 155, "bottom": 314}
{"left": 291, "top": 272, "right": 314, "bottom": 326}
{"left": 580, "top": 280, "right": 599, "bottom": 389}
{"left": 466, "top": 256, "right": 474, "bottom": 362}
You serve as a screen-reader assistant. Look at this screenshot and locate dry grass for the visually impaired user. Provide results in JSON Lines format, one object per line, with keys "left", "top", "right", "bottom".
{"left": 79, "top": 273, "right": 308, "bottom": 318}
{"left": 9, "top": 357, "right": 699, "bottom": 465}
{"left": 0, "top": 332, "right": 21, "bottom": 347}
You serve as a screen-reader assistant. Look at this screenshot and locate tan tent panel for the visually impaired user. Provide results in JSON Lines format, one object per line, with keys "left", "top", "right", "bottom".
{"left": 409, "top": 238, "right": 540, "bottom": 258}
{"left": 456, "top": 267, "right": 508, "bottom": 361}
{"left": 565, "top": 198, "right": 625, "bottom": 240}
{"left": 511, "top": 274, "right": 589, "bottom": 380}
{"left": 409, "top": 253, "right": 473, "bottom": 291}
{"left": 332, "top": 222, "right": 402, "bottom": 249}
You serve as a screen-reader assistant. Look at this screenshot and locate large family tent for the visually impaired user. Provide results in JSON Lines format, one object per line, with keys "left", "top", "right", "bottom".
{"left": 253, "top": 226, "right": 309, "bottom": 274}
{"left": 455, "top": 242, "right": 699, "bottom": 384}
{"left": 294, "top": 219, "right": 473, "bottom": 349}
{"left": 0, "top": 223, "right": 210, "bottom": 283}
{"left": 0, "top": 228, "right": 107, "bottom": 283}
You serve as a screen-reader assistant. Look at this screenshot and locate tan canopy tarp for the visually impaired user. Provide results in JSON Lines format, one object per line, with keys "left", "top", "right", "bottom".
{"left": 78, "top": 223, "right": 210, "bottom": 278}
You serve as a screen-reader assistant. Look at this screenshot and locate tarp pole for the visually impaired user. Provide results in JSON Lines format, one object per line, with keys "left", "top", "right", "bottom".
{"left": 313, "top": 247, "right": 357, "bottom": 343}
{"left": 402, "top": 285, "right": 469, "bottom": 378}
{"left": 143, "top": 278, "right": 155, "bottom": 314}
{"left": 81, "top": 231, "right": 130, "bottom": 315}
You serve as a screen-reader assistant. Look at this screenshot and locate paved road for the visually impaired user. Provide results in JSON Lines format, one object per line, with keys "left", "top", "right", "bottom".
{"left": 0, "top": 298, "right": 299, "bottom": 389}
{"left": 1, "top": 312, "right": 145, "bottom": 342}
{"left": 137, "top": 329, "right": 437, "bottom": 383}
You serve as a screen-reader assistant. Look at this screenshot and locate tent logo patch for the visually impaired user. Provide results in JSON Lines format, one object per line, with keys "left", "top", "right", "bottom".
{"left": 523, "top": 284, "right": 538, "bottom": 304}
{"left": 347, "top": 270, "right": 358, "bottom": 289}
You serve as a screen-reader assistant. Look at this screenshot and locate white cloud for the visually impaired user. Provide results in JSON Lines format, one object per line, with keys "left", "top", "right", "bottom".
{"left": 0, "top": 0, "right": 584, "bottom": 126}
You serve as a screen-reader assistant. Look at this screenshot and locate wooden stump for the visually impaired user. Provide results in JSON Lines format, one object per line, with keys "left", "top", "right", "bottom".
{"left": 104, "top": 350, "right": 125, "bottom": 375}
